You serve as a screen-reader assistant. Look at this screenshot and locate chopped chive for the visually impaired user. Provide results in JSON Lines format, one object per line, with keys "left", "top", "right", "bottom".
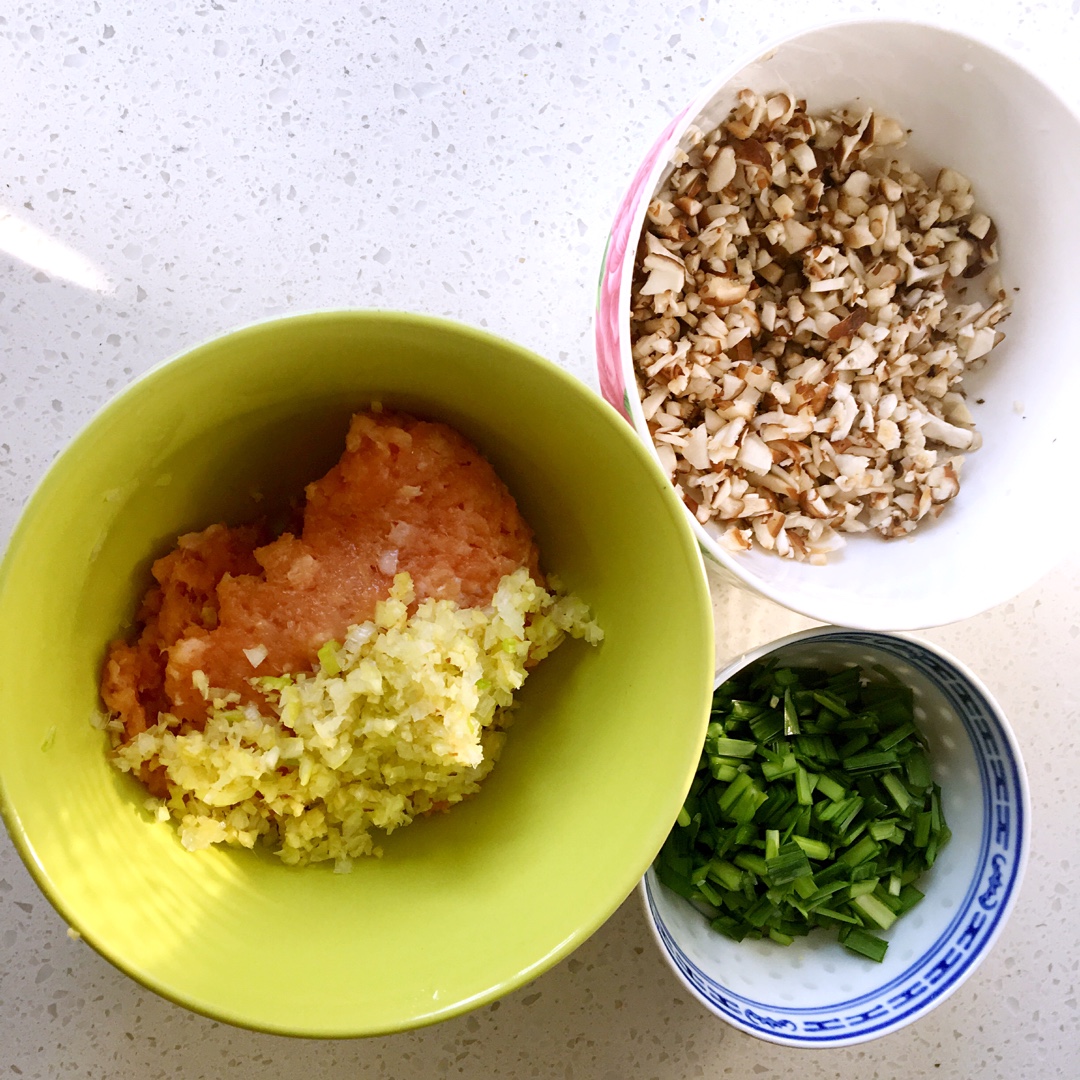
{"left": 814, "top": 906, "right": 861, "bottom": 926}
{"left": 847, "top": 878, "right": 879, "bottom": 898}
{"left": 655, "top": 859, "right": 695, "bottom": 900}
{"left": 815, "top": 774, "right": 847, "bottom": 803}
{"left": 913, "top": 811, "right": 932, "bottom": 848}
{"left": 783, "top": 689, "right": 800, "bottom": 736}
{"left": 749, "top": 710, "right": 785, "bottom": 743}
{"left": 734, "top": 851, "right": 769, "bottom": 877}
{"left": 707, "top": 860, "right": 744, "bottom": 892}
{"left": 795, "top": 766, "right": 815, "bottom": 805}
{"left": 696, "top": 880, "right": 723, "bottom": 907}
{"left": 842, "top": 928, "right": 889, "bottom": 962}
{"left": 716, "top": 771, "right": 751, "bottom": 813}
{"left": 833, "top": 796, "right": 865, "bottom": 836}
{"left": 851, "top": 892, "right": 898, "bottom": 931}
{"left": 731, "top": 823, "right": 758, "bottom": 847}
{"left": 873, "top": 885, "right": 903, "bottom": 914}
{"left": 930, "top": 786, "right": 943, "bottom": 832}
{"left": 906, "top": 750, "right": 933, "bottom": 789}
{"left": 765, "top": 829, "right": 780, "bottom": 862}
{"left": 709, "top": 759, "right": 741, "bottom": 783}
{"left": 845, "top": 749, "right": 900, "bottom": 773}
{"left": 761, "top": 753, "right": 798, "bottom": 781}
{"left": 838, "top": 732, "right": 870, "bottom": 758}
{"left": 745, "top": 896, "right": 777, "bottom": 928}
{"left": 710, "top": 915, "right": 752, "bottom": 941}
{"left": 713, "top": 737, "right": 758, "bottom": 759}
{"left": 881, "top": 773, "right": 912, "bottom": 813}
{"left": 728, "top": 785, "right": 767, "bottom": 824}
{"left": 895, "top": 885, "right": 925, "bottom": 914}
{"left": 869, "top": 820, "right": 901, "bottom": 843}
{"left": 655, "top": 657, "right": 949, "bottom": 961}
{"left": 791, "top": 834, "right": 831, "bottom": 862}
{"left": 806, "top": 881, "right": 847, "bottom": 906}
{"left": 925, "top": 825, "right": 951, "bottom": 868}
{"left": 811, "top": 690, "right": 852, "bottom": 718}
{"left": 876, "top": 721, "right": 917, "bottom": 751}
{"left": 766, "top": 843, "right": 813, "bottom": 886}
{"left": 730, "top": 700, "right": 764, "bottom": 721}
{"left": 838, "top": 835, "right": 880, "bottom": 868}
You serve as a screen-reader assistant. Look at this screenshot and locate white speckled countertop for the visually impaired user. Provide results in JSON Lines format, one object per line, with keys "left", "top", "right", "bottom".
{"left": 1, "top": 1, "right": 1078, "bottom": 1075}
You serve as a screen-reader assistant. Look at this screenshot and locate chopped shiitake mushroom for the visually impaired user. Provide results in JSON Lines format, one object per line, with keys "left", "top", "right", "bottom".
{"left": 631, "top": 89, "right": 1009, "bottom": 563}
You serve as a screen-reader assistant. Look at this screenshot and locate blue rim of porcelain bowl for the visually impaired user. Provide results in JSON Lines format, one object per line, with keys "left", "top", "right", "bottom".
{"left": 640, "top": 628, "right": 1030, "bottom": 1047}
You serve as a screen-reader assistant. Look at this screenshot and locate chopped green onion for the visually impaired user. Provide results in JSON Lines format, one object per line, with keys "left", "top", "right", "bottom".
{"left": 895, "top": 884, "right": 925, "bottom": 914}
{"left": 734, "top": 851, "right": 769, "bottom": 877}
{"left": 811, "top": 690, "right": 852, "bottom": 718}
{"left": 761, "top": 752, "right": 798, "bottom": 781}
{"left": 765, "top": 843, "right": 813, "bottom": 886}
{"left": 838, "top": 835, "right": 880, "bottom": 868}
{"left": 765, "top": 829, "right": 781, "bottom": 862}
{"left": 815, "top": 774, "right": 847, "bottom": 803}
{"left": 708, "top": 758, "right": 741, "bottom": 783}
{"left": 749, "top": 710, "right": 785, "bottom": 743}
{"left": 791, "top": 834, "right": 831, "bottom": 862}
{"left": 906, "top": 750, "right": 933, "bottom": 789}
{"left": 881, "top": 773, "right": 913, "bottom": 813}
{"left": 713, "top": 737, "right": 758, "bottom": 759}
{"left": 697, "top": 880, "right": 723, "bottom": 907}
{"left": 794, "top": 766, "right": 815, "bottom": 806}
{"left": 847, "top": 878, "right": 879, "bottom": 898}
{"left": 877, "top": 721, "right": 917, "bottom": 751}
{"left": 707, "top": 860, "right": 745, "bottom": 892}
{"left": 814, "top": 906, "right": 861, "bottom": 926}
{"left": 845, "top": 749, "right": 900, "bottom": 773}
{"left": 913, "top": 811, "right": 932, "bottom": 848}
{"left": 851, "top": 892, "right": 898, "bottom": 931}
{"left": 783, "top": 689, "right": 800, "bottom": 735}
{"left": 869, "top": 820, "right": 902, "bottom": 843}
{"left": 654, "top": 657, "right": 949, "bottom": 963}
{"left": 842, "top": 928, "right": 889, "bottom": 962}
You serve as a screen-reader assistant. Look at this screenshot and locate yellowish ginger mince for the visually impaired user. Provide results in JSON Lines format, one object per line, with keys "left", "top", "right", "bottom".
{"left": 110, "top": 569, "right": 601, "bottom": 871}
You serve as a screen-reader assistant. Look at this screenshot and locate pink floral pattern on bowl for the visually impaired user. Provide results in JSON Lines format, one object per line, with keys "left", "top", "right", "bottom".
{"left": 595, "top": 110, "right": 687, "bottom": 421}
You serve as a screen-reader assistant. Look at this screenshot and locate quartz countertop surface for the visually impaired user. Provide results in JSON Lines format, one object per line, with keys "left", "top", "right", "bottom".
{"left": 1, "top": 1, "right": 1078, "bottom": 1076}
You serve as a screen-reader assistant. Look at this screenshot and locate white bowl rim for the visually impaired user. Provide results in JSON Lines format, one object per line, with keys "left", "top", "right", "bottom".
{"left": 638, "top": 626, "right": 1031, "bottom": 1047}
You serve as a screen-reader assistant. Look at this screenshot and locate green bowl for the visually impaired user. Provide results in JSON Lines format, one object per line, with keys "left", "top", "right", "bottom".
{"left": 0, "top": 311, "right": 713, "bottom": 1037}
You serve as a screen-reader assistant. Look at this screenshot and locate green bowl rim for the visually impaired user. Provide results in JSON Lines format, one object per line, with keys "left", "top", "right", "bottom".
{"left": 0, "top": 309, "right": 715, "bottom": 1037}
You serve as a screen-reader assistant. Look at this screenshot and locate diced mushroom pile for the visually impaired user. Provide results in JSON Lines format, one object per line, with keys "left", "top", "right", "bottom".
{"left": 631, "top": 89, "right": 1009, "bottom": 563}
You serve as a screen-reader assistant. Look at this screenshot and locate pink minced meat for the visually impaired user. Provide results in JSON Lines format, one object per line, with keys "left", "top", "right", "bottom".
{"left": 101, "top": 411, "right": 541, "bottom": 750}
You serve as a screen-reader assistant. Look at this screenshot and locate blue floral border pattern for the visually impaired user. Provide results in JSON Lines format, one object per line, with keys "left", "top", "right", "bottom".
{"left": 647, "top": 632, "right": 1026, "bottom": 1045}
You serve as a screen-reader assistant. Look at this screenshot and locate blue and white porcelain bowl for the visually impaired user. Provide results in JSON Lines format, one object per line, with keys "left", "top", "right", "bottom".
{"left": 642, "top": 628, "right": 1030, "bottom": 1047}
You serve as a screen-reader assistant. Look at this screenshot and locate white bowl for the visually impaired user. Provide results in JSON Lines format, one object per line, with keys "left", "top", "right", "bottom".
{"left": 640, "top": 628, "right": 1030, "bottom": 1047}
{"left": 595, "top": 19, "right": 1080, "bottom": 629}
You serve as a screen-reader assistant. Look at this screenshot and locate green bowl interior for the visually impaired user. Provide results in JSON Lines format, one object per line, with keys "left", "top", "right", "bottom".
{"left": 0, "top": 312, "right": 713, "bottom": 1037}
